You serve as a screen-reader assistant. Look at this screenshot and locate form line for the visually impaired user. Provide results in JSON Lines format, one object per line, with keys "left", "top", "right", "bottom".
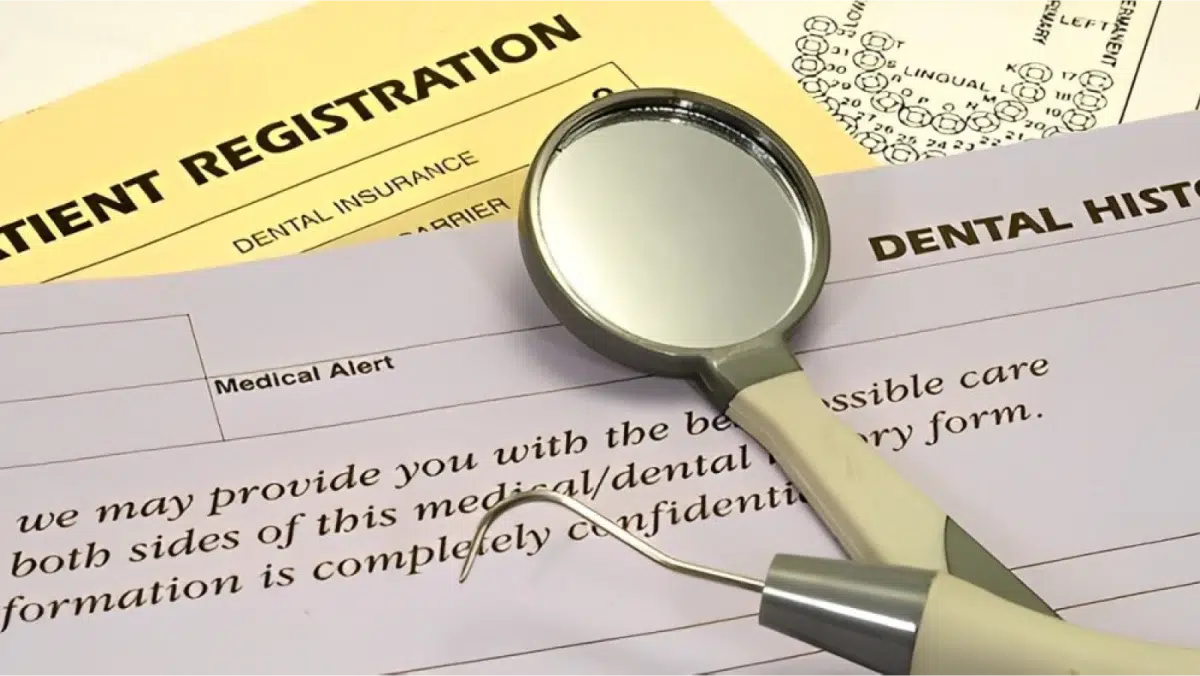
{"left": 1116, "top": 1, "right": 1161, "bottom": 124}
{"left": 304, "top": 165, "right": 530, "bottom": 251}
{"left": 8, "top": 213, "right": 1195, "bottom": 398}
{"left": 186, "top": 314, "right": 226, "bottom": 441}
{"left": 0, "top": 312, "right": 186, "bottom": 338}
{"left": 701, "top": 576, "right": 1200, "bottom": 673}
{"left": 3, "top": 276, "right": 1199, "bottom": 470}
{"left": 1014, "top": 529, "right": 1200, "bottom": 571}
{"left": 388, "top": 574, "right": 1200, "bottom": 674}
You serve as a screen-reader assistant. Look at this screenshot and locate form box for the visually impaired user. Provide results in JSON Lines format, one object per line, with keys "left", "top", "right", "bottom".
{"left": 0, "top": 315, "right": 205, "bottom": 402}
{"left": 1019, "top": 532, "right": 1200, "bottom": 611}
{"left": 0, "top": 381, "right": 222, "bottom": 470}
{"left": 207, "top": 324, "right": 632, "bottom": 439}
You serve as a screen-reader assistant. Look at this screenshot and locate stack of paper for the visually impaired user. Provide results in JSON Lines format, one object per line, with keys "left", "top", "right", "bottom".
{"left": 0, "top": 1, "right": 869, "bottom": 285}
{"left": 1, "top": 2, "right": 1199, "bottom": 674}
{"left": 720, "top": 0, "right": 1200, "bottom": 161}
{"left": 1, "top": 99, "right": 1199, "bottom": 674}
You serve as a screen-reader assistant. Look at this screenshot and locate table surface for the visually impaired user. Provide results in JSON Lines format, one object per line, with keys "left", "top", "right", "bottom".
{"left": 0, "top": 0, "right": 305, "bottom": 120}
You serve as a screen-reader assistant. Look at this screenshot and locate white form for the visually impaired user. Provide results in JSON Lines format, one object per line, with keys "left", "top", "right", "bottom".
{"left": 1, "top": 109, "right": 1199, "bottom": 675}
{"left": 720, "top": 0, "right": 1200, "bottom": 165}
{"left": 0, "top": 1, "right": 306, "bottom": 120}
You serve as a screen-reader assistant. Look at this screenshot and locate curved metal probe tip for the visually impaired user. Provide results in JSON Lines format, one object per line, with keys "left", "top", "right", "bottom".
{"left": 457, "top": 487, "right": 764, "bottom": 594}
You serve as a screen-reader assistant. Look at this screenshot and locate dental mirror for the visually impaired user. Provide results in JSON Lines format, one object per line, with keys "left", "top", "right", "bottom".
{"left": 517, "top": 88, "right": 1059, "bottom": 619}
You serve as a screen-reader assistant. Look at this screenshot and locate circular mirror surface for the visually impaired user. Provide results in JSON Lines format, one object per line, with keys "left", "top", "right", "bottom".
{"left": 534, "top": 115, "right": 816, "bottom": 351}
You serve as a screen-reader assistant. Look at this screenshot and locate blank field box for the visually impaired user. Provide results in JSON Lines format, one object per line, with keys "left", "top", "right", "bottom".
{"left": 0, "top": 316, "right": 204, "bottom": 402}
{"left": 0, "top": 381, "right": 221, "bottom": 469}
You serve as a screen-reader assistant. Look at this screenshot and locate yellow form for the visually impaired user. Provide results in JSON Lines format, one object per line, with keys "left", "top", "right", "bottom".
{"left": 0, "top": 1, "right": 871, "bottom": 284}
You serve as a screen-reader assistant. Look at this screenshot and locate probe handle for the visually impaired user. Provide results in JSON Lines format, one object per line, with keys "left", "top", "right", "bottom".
{"left": 913, "top": 573, "right": 1200, "bottom": 674}
{"left": 727, "top": 369, "right": 951, "bottom": 569}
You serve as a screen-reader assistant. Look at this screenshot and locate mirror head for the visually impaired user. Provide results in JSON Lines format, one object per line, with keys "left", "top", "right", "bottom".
{"left": 519, "top": 88, "right": 831, "bottom": 379}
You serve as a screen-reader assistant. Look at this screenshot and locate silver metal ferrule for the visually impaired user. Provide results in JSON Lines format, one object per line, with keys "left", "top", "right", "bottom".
{"left": 758, "top": 554, "right": 935, "bottom": 675}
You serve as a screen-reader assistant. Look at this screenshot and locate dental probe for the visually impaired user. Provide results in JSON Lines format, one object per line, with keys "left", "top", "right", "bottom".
{"left": 458, "top": 488, "right": 1200, "bottom": 675}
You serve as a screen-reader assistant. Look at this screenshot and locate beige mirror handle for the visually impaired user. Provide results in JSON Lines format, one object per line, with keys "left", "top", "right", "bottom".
{"left": 913, "top": 573, "right": 1200, "bottom": 674}
{"left": 727, "top": 370, "right": 952, "bottom": 569}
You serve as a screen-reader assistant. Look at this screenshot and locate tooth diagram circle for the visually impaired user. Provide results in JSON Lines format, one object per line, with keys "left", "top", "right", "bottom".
{"left": 789, "top": 14, "right": 1119, "bottom": 164}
